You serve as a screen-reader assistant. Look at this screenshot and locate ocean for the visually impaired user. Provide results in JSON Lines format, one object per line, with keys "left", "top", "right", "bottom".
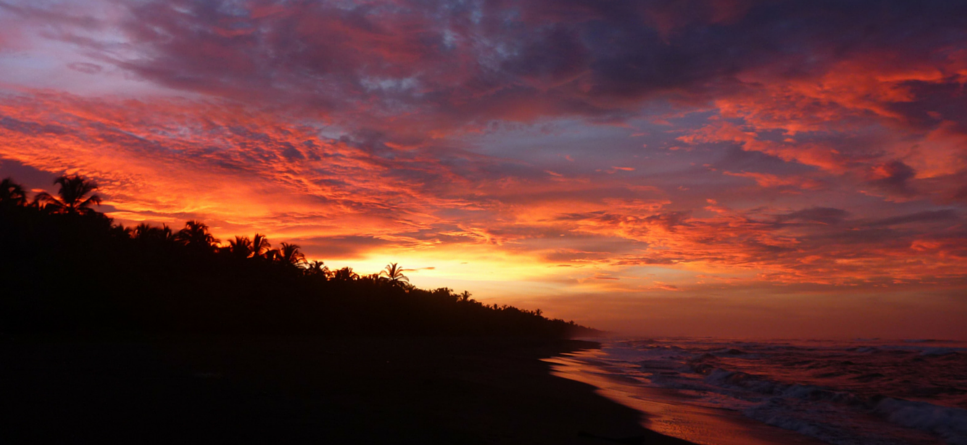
{"left": 546, "top": 338, "right": 967, "bottom": 445}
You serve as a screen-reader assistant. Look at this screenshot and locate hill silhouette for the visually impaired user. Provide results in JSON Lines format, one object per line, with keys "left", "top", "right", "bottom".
{"left": 0, "top": 175, "right": 598, "bottom": 338}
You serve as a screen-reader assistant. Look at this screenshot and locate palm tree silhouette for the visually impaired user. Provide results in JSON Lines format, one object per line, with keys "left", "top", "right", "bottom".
{"left": 34, "top": 175, "right": 102, "bottom": 215}
{"left": 176, "top": 220, "right": 219, "bottom": 252}
{"left": 332, "top": 267, "right": 359, "bottom": 281}
{"left": 379, "top": 263, "right": 409, "bottom": 285}
{"left": 227, "top": 236, "right": 253, "bottom": 258}
{"left": 133, "top": 223, "right": 178, "bottom": 247}
{"left": 274, "top": 242, "right": 306, "bottom": 267}
{"left": 134, "top": 223, "right": 152, "bottom": 239}
{"left": 133, "top": 223, "right": 160, "bottom": 241}
{"left": 251, "top": 233, "right": 271, "bottom": 259}
{"left": 0, "top": 177, "right": 27, "bottom": 207}
{"left": 112, "top": 224, "right": 134, "bottom": 238}
{"left": 304, "top": 260, "right": 329, "bottom": 278}
{"left": 155, "top": 224, "right": 177, "bottom": 246}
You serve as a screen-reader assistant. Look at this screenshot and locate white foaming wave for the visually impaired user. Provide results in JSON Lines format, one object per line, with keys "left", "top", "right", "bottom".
{"left": 602, "top": 338, "right": 967, "bottom": 445}
{"left": 700, "top": 367, "right": 863, "bottom": 404}
{"left": 700, "top": 369, "right": 955, "bottom": 444}
{"left": 917, "top": 347, "right": 965, "bottom": 357}
{"left": 743, "top": 402, "right": 856, "bottom": 445}
{"left": 695, "top": 363, "right": 967, "bottom": 444}
{"left": 874, "top": 398, "right": 967, "bottom": 445}
{"left": 853, "top": 344, "right": 967, "bottom": 356}
{"left": 704, "top": 368, "right": 783, "bottom": 395}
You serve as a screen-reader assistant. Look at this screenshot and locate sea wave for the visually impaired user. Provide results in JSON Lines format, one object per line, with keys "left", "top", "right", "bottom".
{"left": 874, "top": 398, "right": 967, "bottom": 445}
{"left": 600, "top": 338, "right": 967, "bottom": 445}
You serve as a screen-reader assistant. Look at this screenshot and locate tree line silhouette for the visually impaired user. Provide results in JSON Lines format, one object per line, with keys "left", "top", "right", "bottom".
{"left": 0, "top": 175, "right": 597, "bottom": 337}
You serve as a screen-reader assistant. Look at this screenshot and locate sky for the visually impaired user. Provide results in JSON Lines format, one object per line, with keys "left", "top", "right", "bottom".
{"left": 1, "top": 0, "right": 966, "bottom": 339}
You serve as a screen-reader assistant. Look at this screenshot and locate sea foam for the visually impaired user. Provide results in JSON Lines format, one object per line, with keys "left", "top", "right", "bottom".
{"left": 597, "top": 338, "right": 967, "bottom": 445}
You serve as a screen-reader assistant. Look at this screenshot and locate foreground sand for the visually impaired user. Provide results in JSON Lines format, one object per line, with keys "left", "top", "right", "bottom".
{"left": 1, "top": 336, "right": 694, "bottom": 444}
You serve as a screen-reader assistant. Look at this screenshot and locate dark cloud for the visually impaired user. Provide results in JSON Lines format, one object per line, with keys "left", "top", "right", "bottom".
{"left": 20, "top": 0, "right": 960, "bottom": 136}
{"left": 613, "top": 257, "right": 681, "bottom": 266}
{"left": 644, "top": 212, "right": 690, "bottom": 231}
{"left": 279, "top": 142, "right": 305, "bottom": 160}
{"left": 500, "top": 24, "right": 589, "bottom": 87}
{"left": 868, "top": 160, "right": 917, "bottom": 195}
{"left": 778, "top": 207, "right": 850, "bottom": 225}
{"left": 0, "top": 115, "right": 69, "bottom": 136}
{"left": 0, "top": 157, "right": 59, "bottom": 191}
{"left": 67, "top": 62, "right": 102, "bottom": 74}
{"left": 299, "top": 235, "right": 395, "bottom": 260}
{"left": 887, "top": 80, "right": 967, "bottom": 133}
{"left": 867, "top": 210, "right": 959, "bottom": 227}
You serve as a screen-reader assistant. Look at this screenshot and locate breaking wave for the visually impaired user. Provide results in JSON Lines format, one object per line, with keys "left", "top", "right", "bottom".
{"left": 591, "top": 338, "right": 967, "bottom": 445}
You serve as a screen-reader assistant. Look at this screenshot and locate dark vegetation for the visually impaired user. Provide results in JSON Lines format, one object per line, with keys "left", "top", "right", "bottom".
{"left": 0, "top": 175, "right": 598, "bottom": 338}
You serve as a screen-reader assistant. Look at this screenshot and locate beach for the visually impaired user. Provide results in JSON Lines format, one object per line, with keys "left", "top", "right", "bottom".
{"left": 0, "top": 336, "right": 693, "bottom": 444}
{"left": 546, "top": 338, "right": 967, "bottom": 445}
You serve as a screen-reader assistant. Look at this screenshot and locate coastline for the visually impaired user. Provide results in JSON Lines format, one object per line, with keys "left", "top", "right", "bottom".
{"left": 0, "top": 335, "right": 694, "bottom": 444}
{"left": 545, "top": 348, "right": 827, "bottom": 445}
{"left": 549, "top": 339, "right": 967, "bottom": 445}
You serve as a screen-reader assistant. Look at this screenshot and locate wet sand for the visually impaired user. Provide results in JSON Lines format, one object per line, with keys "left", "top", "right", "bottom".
{"left": 0, "top": 336, "right": 694, "bottom": 444}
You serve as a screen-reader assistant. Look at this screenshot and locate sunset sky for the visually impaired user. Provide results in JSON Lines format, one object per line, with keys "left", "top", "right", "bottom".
{"left": 2, "top": 0, "right": 966, "bottom": 339}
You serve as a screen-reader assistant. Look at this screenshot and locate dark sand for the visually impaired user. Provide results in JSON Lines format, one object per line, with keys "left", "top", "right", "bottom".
{"left": 0, "top": 336, "right": 694, "bottom": 444}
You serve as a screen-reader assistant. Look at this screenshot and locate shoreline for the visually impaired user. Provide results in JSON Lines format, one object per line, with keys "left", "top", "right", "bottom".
{"left": 1, "top": 335, "right": 694, "bottom": 444}
{"left": 545, "top": 348, "right": 828, "bottom": 445}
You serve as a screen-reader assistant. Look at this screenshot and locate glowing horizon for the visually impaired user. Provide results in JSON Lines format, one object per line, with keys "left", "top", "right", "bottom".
{"left": 1, "top": 0, "right": 965, "bottom": 339}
